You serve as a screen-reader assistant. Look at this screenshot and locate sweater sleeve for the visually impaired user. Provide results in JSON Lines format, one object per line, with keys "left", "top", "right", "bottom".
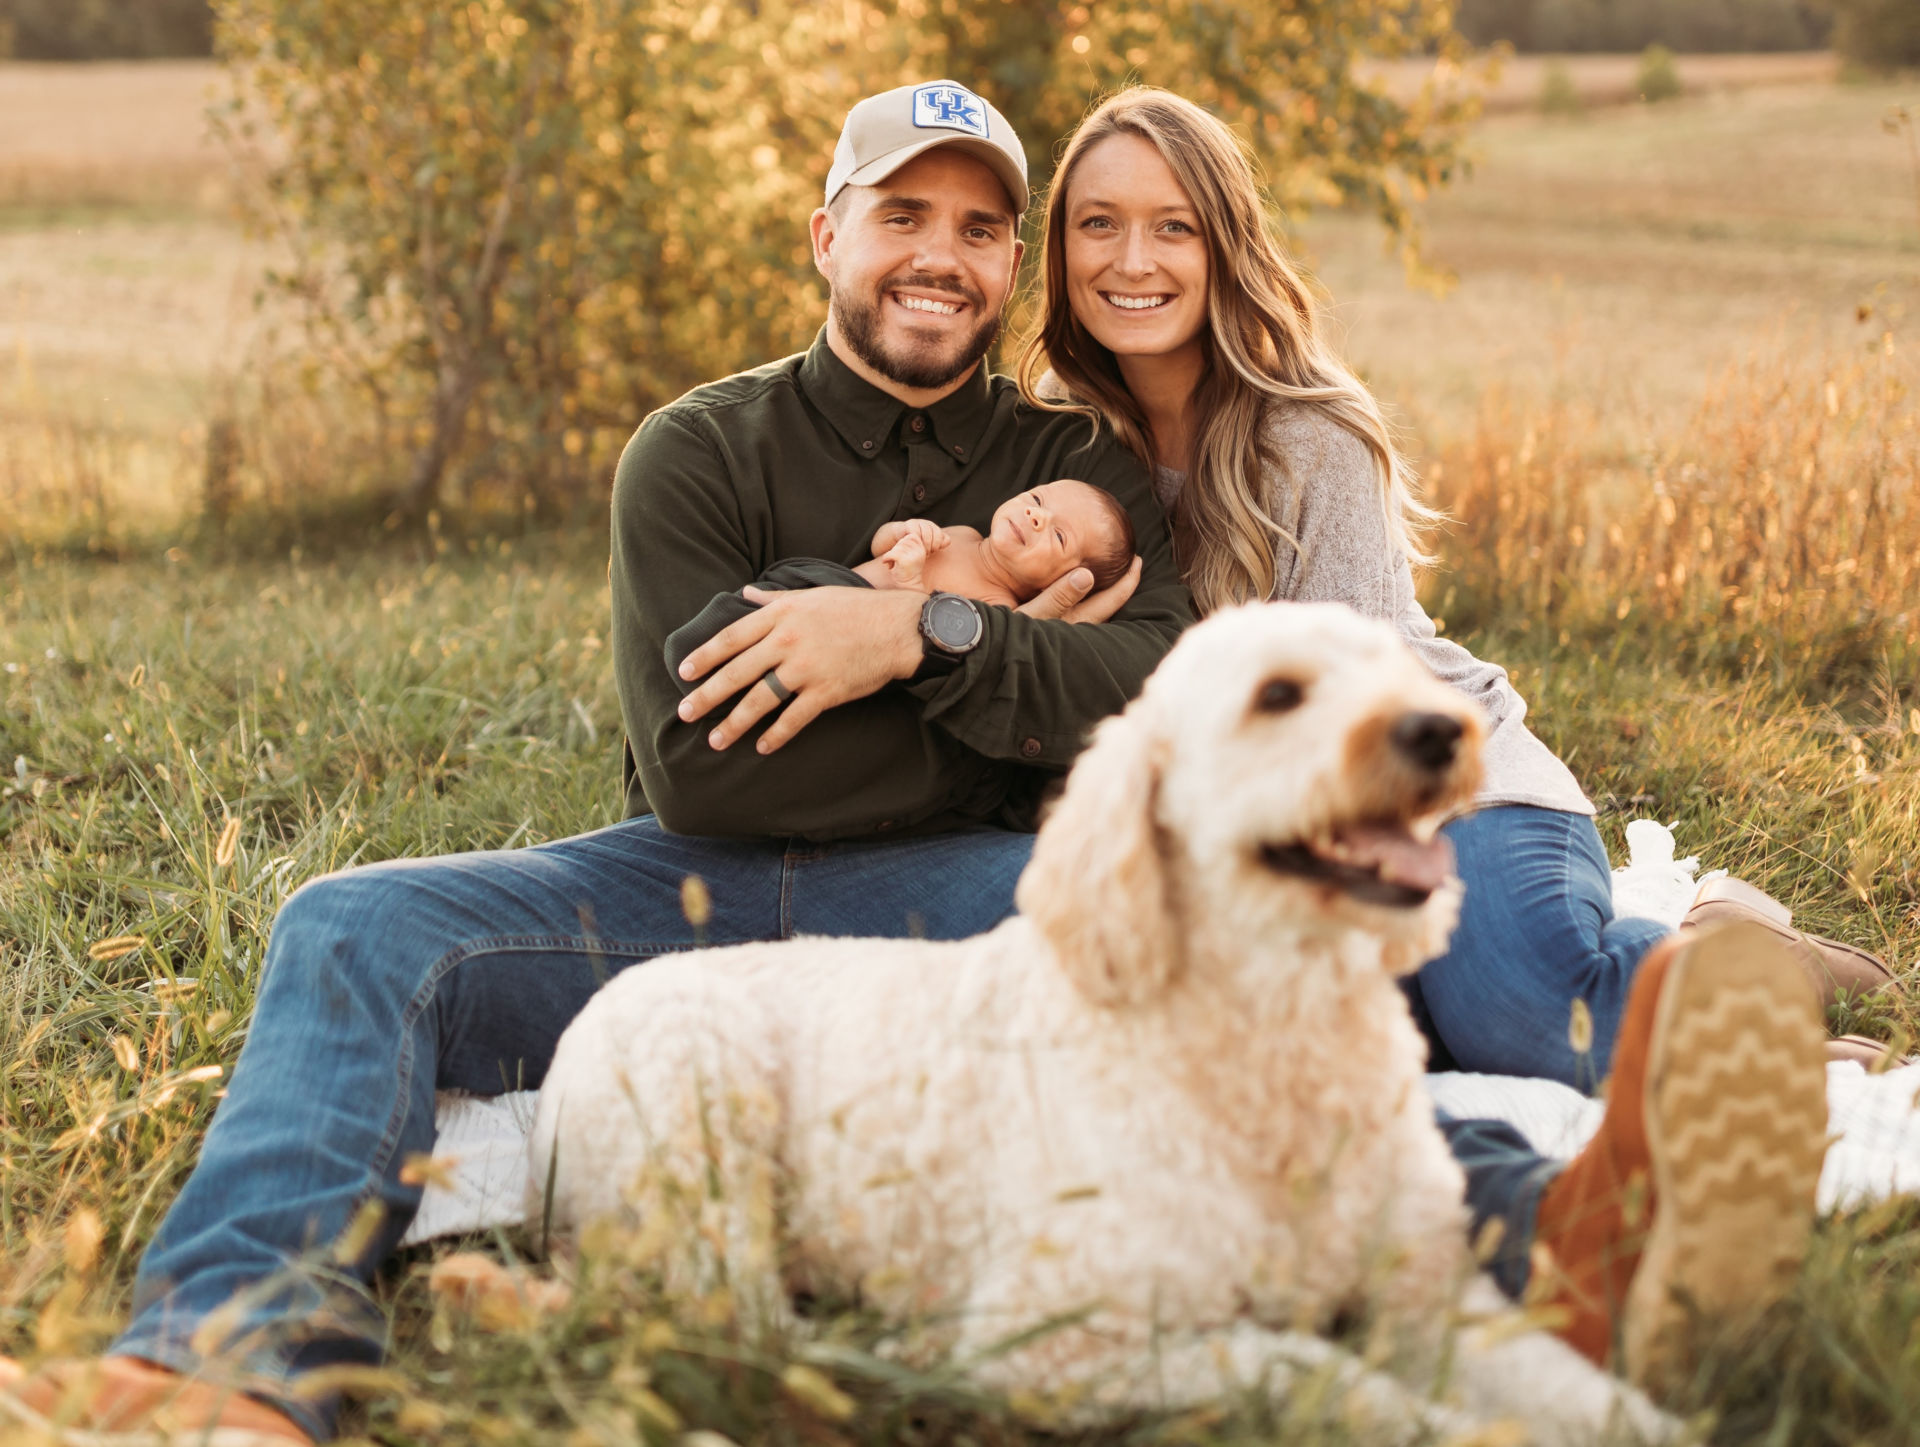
{"left": 1268, "top": 407, "right": 1592, "bottom": 814}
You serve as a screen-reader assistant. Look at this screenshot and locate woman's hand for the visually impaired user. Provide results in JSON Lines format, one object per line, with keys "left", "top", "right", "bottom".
{"left": 1018, "top": 555, "right": 1142, "bottom": 623}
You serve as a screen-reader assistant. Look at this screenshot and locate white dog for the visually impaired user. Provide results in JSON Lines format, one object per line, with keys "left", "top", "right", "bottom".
{"left": 530, "top": 603, "right": 1672, "bottom": 1441}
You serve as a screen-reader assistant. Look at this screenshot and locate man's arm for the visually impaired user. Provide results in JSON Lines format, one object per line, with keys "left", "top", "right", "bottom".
{"left": 907, "top": 438, "right": 1192, "bottom": 768}
{"left": 661, "top": 559, "right": 872, "bottom": 697}
{"left": 673, "top": 430, "right": 1192, "bottom": 768}
{"left": 612, "top": 411, "right": 994, "bottom": 839}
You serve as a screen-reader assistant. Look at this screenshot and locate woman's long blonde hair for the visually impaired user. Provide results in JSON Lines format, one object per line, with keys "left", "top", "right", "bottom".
{"left": 1016, "top": 87, "right": 1436, "bottom": 614}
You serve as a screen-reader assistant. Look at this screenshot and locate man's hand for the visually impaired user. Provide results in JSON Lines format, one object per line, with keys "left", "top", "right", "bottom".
{"left": 676, "top": 586, "right": 927, "bottom": 754}
{"left": 1018, "top": 554, "right": 1142, "bottom": 624}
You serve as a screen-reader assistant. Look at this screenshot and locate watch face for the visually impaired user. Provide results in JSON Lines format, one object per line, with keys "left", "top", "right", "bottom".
{"left": 929, "top": 594, "right": 981, "bottom": 650}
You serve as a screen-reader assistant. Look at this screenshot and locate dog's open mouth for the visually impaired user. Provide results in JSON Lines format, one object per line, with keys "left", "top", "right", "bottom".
{"left": 1259, "top": 821, "right": 1455, "bottom": 907}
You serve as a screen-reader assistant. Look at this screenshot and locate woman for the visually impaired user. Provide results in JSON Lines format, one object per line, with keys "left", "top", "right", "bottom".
{"left": 1016, "top": 87, "right": 1888, "bottom": 1086}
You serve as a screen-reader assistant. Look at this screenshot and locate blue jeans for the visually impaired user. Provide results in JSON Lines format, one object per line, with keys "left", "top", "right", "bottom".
{"left": 1437, "top": 1110, "right": 1563, "bottom": 1299}
{"left": 114, "top": 818, "right": 1035, "bottom": 1439}
{"left": 116, "top": 807, "right": 1648, "bottom": 1436}
{"left": 1407, "top": 804, "right": 1673, "bottom": 1092}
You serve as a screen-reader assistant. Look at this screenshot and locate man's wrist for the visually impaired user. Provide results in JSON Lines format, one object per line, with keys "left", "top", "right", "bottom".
{"left": 892, "top": 588, "right": 933, "bottom": 680}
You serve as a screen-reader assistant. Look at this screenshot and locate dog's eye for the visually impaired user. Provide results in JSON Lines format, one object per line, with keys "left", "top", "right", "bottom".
{"left": 1254, "top": 678, "right": 1305, "bottom": 713}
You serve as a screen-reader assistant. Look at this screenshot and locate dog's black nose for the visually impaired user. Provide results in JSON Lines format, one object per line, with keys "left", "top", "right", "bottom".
{"left": 1391, "top": 712, "right": 1463, "bottom": 771}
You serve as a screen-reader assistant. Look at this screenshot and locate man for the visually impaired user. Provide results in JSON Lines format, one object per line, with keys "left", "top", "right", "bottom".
{"left": 1, "top": 81, "right": 1827, "bottom": 1444}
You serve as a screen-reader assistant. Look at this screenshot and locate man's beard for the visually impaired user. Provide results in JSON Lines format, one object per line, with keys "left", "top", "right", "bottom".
{"left": 833, "top": 273, "right": 1001, "bottom": 391}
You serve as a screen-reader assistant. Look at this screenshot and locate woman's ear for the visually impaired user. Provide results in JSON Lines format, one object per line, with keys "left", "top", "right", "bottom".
{"left": 1016, "top": 705, "right": 1180, "bottom": 1006}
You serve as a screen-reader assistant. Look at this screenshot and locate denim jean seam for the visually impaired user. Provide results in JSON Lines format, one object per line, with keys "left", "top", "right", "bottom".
{"left": 1553, "top": 810, "right": 1593, "bottom": 970}
{"left": 1550, "top": 811, "right": 1606, "bottom": 1090}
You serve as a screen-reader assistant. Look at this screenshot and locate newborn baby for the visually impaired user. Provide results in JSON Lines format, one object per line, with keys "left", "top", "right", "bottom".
{"left": 855, "top": 479, "right": 1136, "bottom": 605}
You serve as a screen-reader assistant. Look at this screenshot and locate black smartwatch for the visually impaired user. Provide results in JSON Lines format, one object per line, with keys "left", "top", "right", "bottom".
{"left": 915, "top": 592, "right": 985, "bottom": 678}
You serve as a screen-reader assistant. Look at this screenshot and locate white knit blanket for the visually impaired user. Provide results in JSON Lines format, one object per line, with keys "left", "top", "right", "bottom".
{"left": 403, "top": 821, "right": 1920, "bottom": 1245}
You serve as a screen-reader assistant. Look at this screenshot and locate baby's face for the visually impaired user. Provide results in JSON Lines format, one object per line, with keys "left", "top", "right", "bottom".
{"left": 985, "top": 480, "right": 1118, "bottom": 594}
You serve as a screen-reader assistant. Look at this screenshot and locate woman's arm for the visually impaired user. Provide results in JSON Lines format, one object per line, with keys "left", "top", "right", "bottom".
{"left": 1268, "top": 407, "right": 1519, "bottom": 715}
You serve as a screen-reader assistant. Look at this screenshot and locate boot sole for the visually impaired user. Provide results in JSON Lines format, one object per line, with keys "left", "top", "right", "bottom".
{"left": 1623, "top": 920, "right": 1828, "bottom": 1392}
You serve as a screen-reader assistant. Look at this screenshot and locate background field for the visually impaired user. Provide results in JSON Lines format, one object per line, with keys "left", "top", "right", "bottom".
{"left": 5, "top": 50, "right": 1920, "bottom": 1447}
{"left": 3, "top": 58, "right": 1912, "bottom": 529}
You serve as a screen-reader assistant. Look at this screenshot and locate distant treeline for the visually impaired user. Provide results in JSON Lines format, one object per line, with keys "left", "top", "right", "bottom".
{"left": 0, "top": 0, "right": 214, "bottom": 59}
{"left": 1456, "top": 0, "right": 1831, "bottom": 52}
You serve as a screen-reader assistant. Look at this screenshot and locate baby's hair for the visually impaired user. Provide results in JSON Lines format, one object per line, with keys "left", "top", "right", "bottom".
{"left": 1078, "top": 484, "right": 1136, "bottom": 591}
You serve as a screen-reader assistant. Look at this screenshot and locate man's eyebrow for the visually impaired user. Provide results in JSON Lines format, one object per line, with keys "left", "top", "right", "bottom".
{"left": 962, "top": 207, "right": 1013, "bottom": 229}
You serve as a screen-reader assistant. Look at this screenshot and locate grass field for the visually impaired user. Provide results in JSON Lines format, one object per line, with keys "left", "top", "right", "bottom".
{"left": 1299, "top": 79, "right": 1920, "bottom": 438}
{"left": 4, "top": 53, "right": 1920, "bottom": 1447}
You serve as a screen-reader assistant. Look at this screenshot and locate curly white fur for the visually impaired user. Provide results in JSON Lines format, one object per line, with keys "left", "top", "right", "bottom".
{"left": 530, "top": 603, "right": 1674, "bottom": 1443}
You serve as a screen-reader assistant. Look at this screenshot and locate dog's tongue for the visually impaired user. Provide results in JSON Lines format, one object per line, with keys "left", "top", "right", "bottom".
{"left": 1332, "top": 823, "right": 1456, "bottom": 891}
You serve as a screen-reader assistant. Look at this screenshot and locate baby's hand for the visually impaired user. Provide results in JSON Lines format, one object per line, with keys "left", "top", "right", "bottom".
{"left": 870, "top": 517, "right": 950, "bottom": 557}
{"left": 876, "top": 533, "right": 929, "bottom": 589}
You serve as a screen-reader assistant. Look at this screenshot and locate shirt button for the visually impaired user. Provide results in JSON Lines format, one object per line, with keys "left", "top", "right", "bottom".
{"left": 861, "top": 439, "right": 874, "bottom": 451}
{"left": 1020, "top": 737, "right": 1042, "bottom": 759}
{"left": 912, "top": 483, "right": 926, "bottom": 502}
{"left": 910, "top": 415, "right": 926, "bottom": 433}
{"left": 952, "top": 444, "right": 966, "bottom": 457}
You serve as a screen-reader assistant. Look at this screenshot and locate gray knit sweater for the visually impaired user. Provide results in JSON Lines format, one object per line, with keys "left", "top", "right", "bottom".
{"left": 1155, "top": 401, "right": 1593, "bottom": 816}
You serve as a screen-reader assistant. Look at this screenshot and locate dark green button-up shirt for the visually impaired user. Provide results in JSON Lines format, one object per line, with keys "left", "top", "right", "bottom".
{"left": 610, "top": 330, "right": 1194, "bottom": 841}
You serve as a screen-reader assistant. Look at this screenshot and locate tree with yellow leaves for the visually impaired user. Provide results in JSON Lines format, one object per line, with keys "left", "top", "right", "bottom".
{"left": 214, "top": 0, "right": 1481, "bottom": 517}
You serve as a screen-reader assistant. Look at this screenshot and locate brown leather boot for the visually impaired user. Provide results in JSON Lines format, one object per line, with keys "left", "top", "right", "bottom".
{"left": 0, "top": 1355, "right": 312, "bottom": 1445}
{"left": 1528, "top": 921, "right": 1827, "bottom": 1395}
{"left": 1683, "top": 875, "right": 1894, "bottom": 1009}
{"left": 1827, "top": 1033, "right": 1914, "bottom": 1071}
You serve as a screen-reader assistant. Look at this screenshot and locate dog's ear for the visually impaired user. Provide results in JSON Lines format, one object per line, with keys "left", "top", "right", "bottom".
{"left": 1017, "top": 705, "right": 1180, "bottom": 1006}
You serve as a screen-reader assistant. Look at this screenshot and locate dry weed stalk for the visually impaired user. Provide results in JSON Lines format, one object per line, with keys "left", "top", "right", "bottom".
{"left": 1429, "top": 343, "right": 1917, "bottom": 670}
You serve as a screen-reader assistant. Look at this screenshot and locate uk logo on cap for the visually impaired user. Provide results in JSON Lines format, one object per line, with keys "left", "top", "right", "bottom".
{"left": 911, "top": 83, "right": 989, "bottom": 139}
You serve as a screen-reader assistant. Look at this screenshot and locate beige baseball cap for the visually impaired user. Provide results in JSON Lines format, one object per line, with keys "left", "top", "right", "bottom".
{"left": 825, "top": 80, "right": 1028, "bottom": 215}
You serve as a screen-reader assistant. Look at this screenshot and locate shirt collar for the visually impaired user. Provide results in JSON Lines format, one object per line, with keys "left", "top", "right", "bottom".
{"left": 798, "top": 328, "right": 997, "bottom": 465}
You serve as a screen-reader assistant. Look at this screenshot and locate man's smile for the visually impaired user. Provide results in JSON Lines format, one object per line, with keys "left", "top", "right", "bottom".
{"left": 890, "top": 288, "right": 968, "bottom": 319}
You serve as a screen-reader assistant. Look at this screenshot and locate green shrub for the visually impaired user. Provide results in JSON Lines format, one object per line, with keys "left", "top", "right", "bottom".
{"left": 1541, "top": 59, "right": 1584, "bottom": 116}
{"left": 211, "top": 0, "right": 1483, "bottom": 520}
{"left": 1637, "top": 44, "right": 1684, "bottom": 102}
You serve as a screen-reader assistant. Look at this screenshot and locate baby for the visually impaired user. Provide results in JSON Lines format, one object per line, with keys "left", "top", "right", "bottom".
{"left": 663, "top": 479, "right": 1136, "bottom": 695}
{"left": 854, "top": 478, "right": 1136, "bottom": 606}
